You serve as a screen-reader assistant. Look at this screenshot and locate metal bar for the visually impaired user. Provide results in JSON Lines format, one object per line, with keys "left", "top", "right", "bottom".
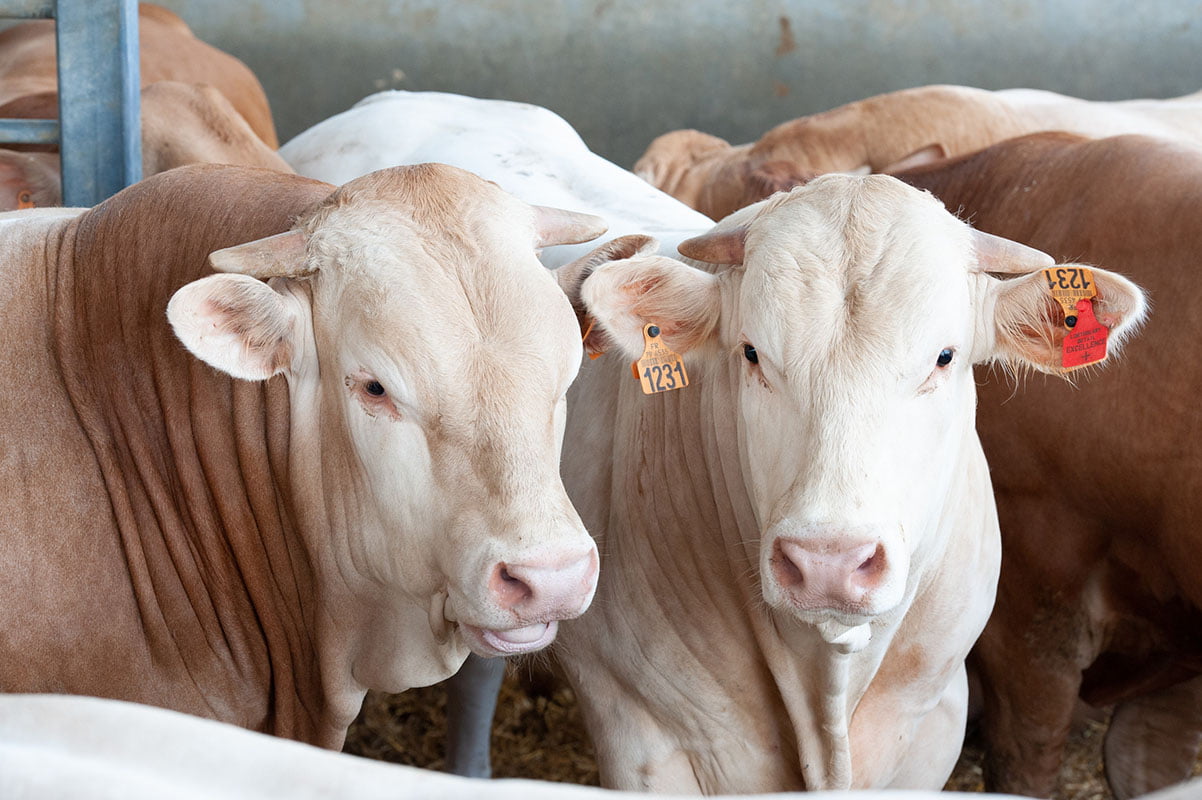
{"left": 0, "top": 118, "right": 59, "bottom": 144}
{"left": 55, "top": 0, "right": 140, "bottom": 207}
{"left": 0, "top": 0, "right": 54, "bottom": 18}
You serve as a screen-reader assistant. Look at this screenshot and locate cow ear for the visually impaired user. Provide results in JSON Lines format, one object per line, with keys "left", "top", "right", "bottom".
{"left": 882, "top": 143, "right": 948, "bottom": 173}
{"left": 741, "top": 160, "right": 811, "bottom": 206}
{"left": 553, "top": 234, "right": 660, "bottom": 357}
{"left": 579, "top": 249, "right": 721, "bottom": 359}
{"left": 167, "top": 273, "right": 307, "bottom": 380}
{"left": 987, "top": 264, "right": 1148, "bottom": 373}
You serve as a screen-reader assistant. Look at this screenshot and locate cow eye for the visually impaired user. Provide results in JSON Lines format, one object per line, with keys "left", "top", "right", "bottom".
{"left": 365, "top": 380, "right": 386, "bottom": 397}
{"left": 743, "top": 344, "right": 759, "bottom": 364}
{"left": 935, "top": 348, "right": 954, "bottom": 368}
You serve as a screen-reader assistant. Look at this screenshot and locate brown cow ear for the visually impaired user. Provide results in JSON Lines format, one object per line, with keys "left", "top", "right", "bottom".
{"left": 168, "top": 273, "right": 307, "bottom": 380}
{"left": 579, "top": 251, "right": 721, "bottom": 359}
{"left": 987, "top": 264, "right": 1148, "bottom": 374}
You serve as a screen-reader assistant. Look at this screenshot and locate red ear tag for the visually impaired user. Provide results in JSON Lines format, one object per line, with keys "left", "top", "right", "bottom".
{"left": 1061, "top": 298, "right": 1109, "bottom": 370}
{"left": 632, "top": 323, "right": 688, "bottom": 394}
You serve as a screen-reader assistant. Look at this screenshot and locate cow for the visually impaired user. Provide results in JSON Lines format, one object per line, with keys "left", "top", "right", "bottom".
{"left": 0, "top": 695, "right": 1066, "bottom": 800}
{"left": 633, "top": 84, "right": 1202, "bottom": 220}
{"left": 0, "top": 162, "right": 605, "bottom": 750}
{"left": 0, "top": 3, "right": 278, "bottom": 147}
{"left": 889, "top": 131, "right": 1202, "bottom": 799}
{"left": 0, "top": 4, "right": 287, "bottom": 210}
{"left": 0, "top": 80, "right": 293, "bottom": 210}
{"left": 280, "top": 91, "right": 1147, "bottom": 792}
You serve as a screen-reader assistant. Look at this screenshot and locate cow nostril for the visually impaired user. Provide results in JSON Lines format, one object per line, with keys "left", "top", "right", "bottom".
{"left": 856, "top": 544, "right": 886, "bottom": 577}
{"left": 490, "top": 563, "right": 534, "bottom": 609}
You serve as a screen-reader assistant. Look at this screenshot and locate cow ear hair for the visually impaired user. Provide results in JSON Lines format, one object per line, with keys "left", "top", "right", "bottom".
{"left": 580, "top": 250, "right": 721, "bottom": 359}
{"left": 167, "top": 273, "right": 306, "bottom": 380}
{"left": 988, "top": 264, "right": 1148, "bottom": 374}
{"left": 553, "top": 234, "right": 660, "bottom": 357}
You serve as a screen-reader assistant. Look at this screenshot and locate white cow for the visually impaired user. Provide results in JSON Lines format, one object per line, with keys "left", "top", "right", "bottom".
{"left": 0, "top": 694, "right": 1070, "bottom": 800}
{"left": 281, "top": 92, "right": 1146, "bottom": 791}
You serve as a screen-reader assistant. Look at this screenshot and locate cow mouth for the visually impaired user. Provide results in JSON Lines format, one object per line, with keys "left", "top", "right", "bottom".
{"left": 460, "top": 620, "right": 559, "bottom": 657}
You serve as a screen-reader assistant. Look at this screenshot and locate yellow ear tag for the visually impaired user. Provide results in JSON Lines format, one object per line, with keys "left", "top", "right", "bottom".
{"left": 633, "top": 323, "right": 689, "bottom": 394}
{"left": 1041, "top": 266, "right": 1096, "bottom": 328}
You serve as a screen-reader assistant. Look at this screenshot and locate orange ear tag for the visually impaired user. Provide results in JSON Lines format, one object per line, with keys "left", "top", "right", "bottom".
{"left": 632, "top": 323, "right": 689, "bottom": 394}
{"left": 1041, "top": 266, "right": 1107, "bottom": 369}
{"left": 17, "top": 190, "right": 34, "bottom": 209}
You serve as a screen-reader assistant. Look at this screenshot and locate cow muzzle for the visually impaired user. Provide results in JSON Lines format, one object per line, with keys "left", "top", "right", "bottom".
{"left": 458, "top": 544, "right": 599, "bottom": 657}
{"left": 763, "top": 523, "right": 907, "bottom": 622}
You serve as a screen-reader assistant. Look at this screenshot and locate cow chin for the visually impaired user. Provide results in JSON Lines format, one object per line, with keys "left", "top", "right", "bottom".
{"left": 457, "top": 620, "right": 560, "bottom": 657}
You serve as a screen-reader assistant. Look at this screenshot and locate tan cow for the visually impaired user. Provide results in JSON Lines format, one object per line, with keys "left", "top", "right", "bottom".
{"left": 635, "top": 84, "right": 1202, "bottom": 220}
{"left": 553, "top": 174, "right": 1146, "bottom": 792}
{"left": 0, "top": 4, "right": 288, "bottom": 210}
{"left": 0, "top": 81, "right": 292, "bottom": 209}
{"left": 0, "top": 162, "right": 603, "bottom": 748}
{"left": 0, "top": 3, "right": 278, "bottom": 146}
{"left": 893, "top": 132, "right": 1202, "bottom": 800}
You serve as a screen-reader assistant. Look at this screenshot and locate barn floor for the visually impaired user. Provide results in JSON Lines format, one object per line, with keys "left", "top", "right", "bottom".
{"left": 341, "top": 664, "right": 1200, "bottom": 798}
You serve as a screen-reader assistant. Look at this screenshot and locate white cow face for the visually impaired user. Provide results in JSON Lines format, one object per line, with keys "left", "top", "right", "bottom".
{"left": 167, "top": 164, "right": 604, "bottom": 666}
{"left": 576, "top": 175, "right": 1145, "bottom": 639}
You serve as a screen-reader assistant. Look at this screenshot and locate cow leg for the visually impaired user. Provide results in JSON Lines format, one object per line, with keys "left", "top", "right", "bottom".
{"left": 1104, "top": 675, "right": 1202, "bottom": 799}
{"left": 443, "top": 654, "right": 505, "bottom": 778}
{"left": 975, "top": 631, "right": 1085, "bottom": 797}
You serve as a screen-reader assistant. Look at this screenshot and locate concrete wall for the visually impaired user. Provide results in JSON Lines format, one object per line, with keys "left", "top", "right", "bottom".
{"left": 157, "top": 0, "right": 1202, "bottom": 167}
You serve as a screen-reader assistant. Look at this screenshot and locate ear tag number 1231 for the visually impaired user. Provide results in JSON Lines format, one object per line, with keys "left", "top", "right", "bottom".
{"left": 632, "top": 323, "right": 689, "bottom": 394}
{"left": 1041, "top": 266, "right": 1109, "bottom": 370}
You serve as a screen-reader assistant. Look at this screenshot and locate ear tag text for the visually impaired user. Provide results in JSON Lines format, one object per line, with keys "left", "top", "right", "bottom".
{"left": 1042, "top": 267, "right": 1107, "bottom": 369}
{"left": 633, "top": 323, "right": 688, "bottom": 394}
{"left": 1042, "top": 266, "right": 1096, "bottom": 328}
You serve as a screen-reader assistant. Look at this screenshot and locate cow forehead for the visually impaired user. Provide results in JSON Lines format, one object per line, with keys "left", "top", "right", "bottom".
{"left": 739, "top": 175, "right": 974, "bottom": 361}
{"left": 299, "top": 165, "right": 580, "bottom": 393}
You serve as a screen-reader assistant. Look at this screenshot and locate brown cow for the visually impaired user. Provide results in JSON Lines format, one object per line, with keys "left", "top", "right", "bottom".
{"left": 636, "top": 84, "right": 1202, "bottom": 220}
{"left": 0, "top": 163, "right": 605, "bottom": 748}
{"left": 893, "top": 132, "right": 1202, "bottom": 799}
{"left": 0, "top": 3, "right": 278, "bottom": 146}
{"left": 0, "top": 4, "right": 286, "bottom": 210}
{"left": 0, "top": 81, "right": 292, "bottom": 209}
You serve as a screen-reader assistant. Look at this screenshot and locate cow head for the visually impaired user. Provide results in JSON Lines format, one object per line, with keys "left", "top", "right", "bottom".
{"left": 167, "top": 164, "right": 603, "bottom": 681}
{"left": 633, "top": 129, "right": 734, "bottom": 209}
{"left": 572, "top": 174, "right": 1145, "bottom": 645}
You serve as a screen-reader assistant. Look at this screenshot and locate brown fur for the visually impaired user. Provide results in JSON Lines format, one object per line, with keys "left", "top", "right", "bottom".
{"left": 0, "top": 3, "right": 279, "bottom": 147}
{"left": 0, "top": 165, "right": 333, "bottom": 741}
{"left": 639, "top": 85, "right": 1202, "bottom": 220}
{"left": 895, "top": 133, "right": 1202, "bottom": 798}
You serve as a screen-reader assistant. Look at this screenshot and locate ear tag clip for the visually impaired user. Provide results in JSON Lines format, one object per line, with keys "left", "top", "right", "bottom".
{"left": 632, "top": 323, "right": 689, "bottom": 394}
{"left": 17, "top": 190, "right": 33, "bottom": 209}
{"left": 1041, "top": 266, "right": 1108, "bottom": 369}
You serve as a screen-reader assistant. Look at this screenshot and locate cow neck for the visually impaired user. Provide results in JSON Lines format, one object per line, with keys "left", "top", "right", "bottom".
{"left": 46, "top": 166, "right": 335, "bottom": 743}
{"left": 577, "top": 347, "right": 990, "bottom": 791}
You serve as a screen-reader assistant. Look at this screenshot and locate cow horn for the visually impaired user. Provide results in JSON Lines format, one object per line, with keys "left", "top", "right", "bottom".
{"left": 533, "top": 205, "right": 609, "bottom": 247}
{"left": 208, "top": 230, "right": 312, "bottom": 278}
{"left": 677, "top": 224, "right": 748, "bottom": 265}
{"left": 971, "top": 228, "right": 1053, "bottom": 275}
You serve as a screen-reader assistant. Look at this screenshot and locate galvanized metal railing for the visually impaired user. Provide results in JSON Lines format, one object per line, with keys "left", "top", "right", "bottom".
{"left": 0, "top": 0, "right": 140, "bottom": 206}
